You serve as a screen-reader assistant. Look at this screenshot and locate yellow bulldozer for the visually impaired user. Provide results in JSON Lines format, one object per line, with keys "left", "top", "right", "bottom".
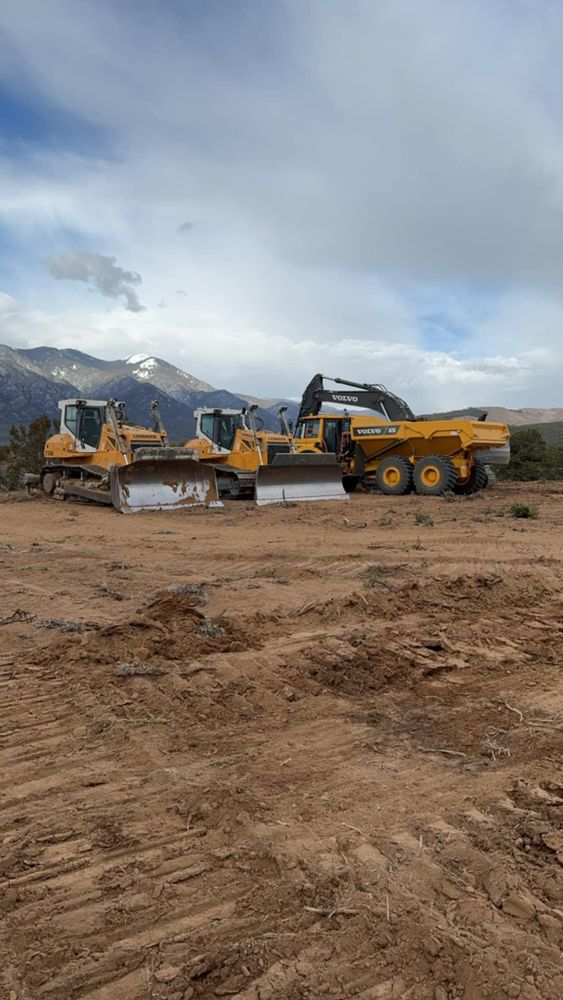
{"left": 186, "top": 404, "right": 348, "bottom": 504}
{"left": 292, "top": 374, "right": 510, "bottom": 496}
{"left": 27, "top": 398, "right": 220, "bottom": 512}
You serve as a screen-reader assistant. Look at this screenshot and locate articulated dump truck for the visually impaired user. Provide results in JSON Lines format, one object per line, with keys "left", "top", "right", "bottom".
{"left": 27, "top": 399, "right": 221, "bottom": 513}
{"left": 186, "top": 405, "right": 348, "bottom": 505}
{"left": 292, "top": 375, "right": 510, "bottom": 497}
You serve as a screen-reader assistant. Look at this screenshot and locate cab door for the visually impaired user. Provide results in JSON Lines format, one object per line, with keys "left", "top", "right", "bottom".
{"left": 321, "top": 418, "right": 343, "bottom": 455}
{"left": 62, "top": 404, "right": 104, "bottom": 452}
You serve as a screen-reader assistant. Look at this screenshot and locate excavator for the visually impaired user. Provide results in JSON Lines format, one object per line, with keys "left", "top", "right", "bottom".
{"left": 186, "top": 404, "right": 348, "bottom": 504}
{"left": 27, "top": 398, "right": 220, "bottom": 512}
{"left": 292, "top": 374, "right": 510, "bottom": 496}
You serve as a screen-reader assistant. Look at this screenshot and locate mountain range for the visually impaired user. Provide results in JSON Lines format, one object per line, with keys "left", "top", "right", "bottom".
{"left": 1, "top": 343, "right": 562, "bottom": 444}
{"left": 0, "top": 345, "right": 297, "bottom": 443}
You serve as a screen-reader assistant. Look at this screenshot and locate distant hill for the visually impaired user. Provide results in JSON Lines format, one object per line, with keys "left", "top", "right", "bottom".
{"left": 479, "top": 406, "right": 563, "bottom": 426}
{"left": 0, "top": 344, "right": 298, "bottom": 443}
{"left": 421, "top": 405, "right": 563, "bottom": 426}
{"left": 515, "top": 421, "right": 563, "bottom": 446}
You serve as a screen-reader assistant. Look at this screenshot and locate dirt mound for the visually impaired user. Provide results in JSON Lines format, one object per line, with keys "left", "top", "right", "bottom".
{"left": 32, "top": 588, "right": 258, "bottom": 673}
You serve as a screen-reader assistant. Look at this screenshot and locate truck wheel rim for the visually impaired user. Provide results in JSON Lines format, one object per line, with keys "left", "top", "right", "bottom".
{"left": 383, "top": 466, "right": 400, "bottom": 486}
{"left": 421, "top": 465, "right": 440, "bottom": 486}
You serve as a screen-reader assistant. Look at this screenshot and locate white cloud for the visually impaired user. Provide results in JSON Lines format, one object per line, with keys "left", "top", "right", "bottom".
{"left": 1, "top": 293, "right": 558, "bottom": 410}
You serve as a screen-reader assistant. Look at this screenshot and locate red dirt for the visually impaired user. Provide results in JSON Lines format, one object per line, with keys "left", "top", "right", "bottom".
{"left": 0, "top": 483, "right": 562, "bottom": 999}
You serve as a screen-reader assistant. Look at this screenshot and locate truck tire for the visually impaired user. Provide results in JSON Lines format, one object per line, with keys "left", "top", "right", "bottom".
{"left": 375, "top": 457, "right": 412, "bottom": 496}
{"left": 413, "top": 456, "right": 457, "bottom": 496}
{"left": 455, "top": 459, "right": 488, "bottom": 495}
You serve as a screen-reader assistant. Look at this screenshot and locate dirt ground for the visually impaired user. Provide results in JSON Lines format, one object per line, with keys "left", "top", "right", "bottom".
{"left": 0, "top": 482, "right": 561, "bottom": 1000}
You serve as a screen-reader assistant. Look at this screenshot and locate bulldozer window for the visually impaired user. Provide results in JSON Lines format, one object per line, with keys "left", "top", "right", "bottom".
{"left": 80, "top": 407, "right": 103, "bottom": 448}
{"left": 64, "top": 405, "right": 78, "bottom": 438}
{"left": 63, "top": 404, "right": 102, "bottom": 448}
{"left": 200, "top": 413, "right": 237, "bottom": 451}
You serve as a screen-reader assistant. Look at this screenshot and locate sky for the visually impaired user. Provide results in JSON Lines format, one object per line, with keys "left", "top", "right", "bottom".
{"left": 1, "top": 0, "right": 563, "bottom": 409}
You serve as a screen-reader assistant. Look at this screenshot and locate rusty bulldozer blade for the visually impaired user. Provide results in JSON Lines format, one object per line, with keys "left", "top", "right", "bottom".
{"left": 110, "top": 455, "right": 222, "bottom": 513}
{"left": 255, "top": 453, "right": 349, "bottom": 506}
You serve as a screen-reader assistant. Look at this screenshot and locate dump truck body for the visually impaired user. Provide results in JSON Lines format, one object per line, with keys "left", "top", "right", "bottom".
{"left": 36, "top": 400, "right": 220, "bottom": 512}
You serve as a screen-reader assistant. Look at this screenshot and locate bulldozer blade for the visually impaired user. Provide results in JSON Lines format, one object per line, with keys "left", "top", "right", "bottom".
{"left": 110, "top": 458, "right": 222, "bottom": 513}
{"left": 255, "top": 453, "right": 349, "bottom": 506}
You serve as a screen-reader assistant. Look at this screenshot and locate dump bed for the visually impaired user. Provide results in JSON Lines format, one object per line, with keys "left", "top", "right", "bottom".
{"left": 350, "top": 417, "right": 510, "bottom": 463}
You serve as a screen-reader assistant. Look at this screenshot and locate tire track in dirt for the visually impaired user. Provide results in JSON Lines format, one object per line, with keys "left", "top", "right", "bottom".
{"left": 1, "top": 489, "right": 562, "bottom": 999}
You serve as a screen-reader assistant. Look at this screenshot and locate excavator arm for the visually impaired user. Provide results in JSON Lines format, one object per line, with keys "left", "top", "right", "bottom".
{"left": 297, "top": 374, "right": 417, "bottom": 423}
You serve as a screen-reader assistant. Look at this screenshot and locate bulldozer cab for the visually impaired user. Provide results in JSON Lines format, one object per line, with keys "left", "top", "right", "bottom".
{"left": 194, "top": 409, "right": 249, "bottom": 454}
{"left": 59, "top": 400, "right": 111, "bottom": 452}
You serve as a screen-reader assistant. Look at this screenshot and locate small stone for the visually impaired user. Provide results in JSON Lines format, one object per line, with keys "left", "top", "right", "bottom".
{"left": 154, "top": 964, "right": 181, "bottom": 983}
{"left": 184, "top": 989, "right": 195, "bottom": 1000}
{"left": 506, "top": 984, "right": 521, "bottom": 998}
{"left": 502, "top": 891, "right": 536, "bottom": 921}
{"left": 434, "top": 988, "right": 448, "bottom": 1000}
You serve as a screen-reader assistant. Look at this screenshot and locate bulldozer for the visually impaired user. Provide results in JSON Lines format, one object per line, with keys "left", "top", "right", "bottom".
{"left": 27, "top": 398, "right": 220, "bottom": 513}
{"left": 292, "top": 374, "right": 510, "bottom": 496}
{"left": 186, "top": 404, "right": 348, "bottom": 505}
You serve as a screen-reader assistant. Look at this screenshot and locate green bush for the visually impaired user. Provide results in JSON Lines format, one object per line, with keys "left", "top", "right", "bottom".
{"left": 499, "top": 428, "right": 563, "bottom": 482}
{"left": 509, "top": 502, "right": 538, "bottom": 520}
{"left": 1, "top": 415, "right": 56, "bottom": 490}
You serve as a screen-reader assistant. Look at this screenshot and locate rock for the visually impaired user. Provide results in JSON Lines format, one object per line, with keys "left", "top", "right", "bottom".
{"left": 434, "top": 987, "right": 448, "bottom": 1000}
{"left": 183, "top": 989, "right": 195, "bottom": 1000}
{"left": 353, "top": 843, "right": 387, "bottom": 867}
{"left": 506, "top": 985, "right": 521, "bottom": 997}
{"left": 502, "top": 891, "right": 536, "bottom": 921}
{"left": 537, "top": 912, "right": 562, "bottom": 943}
{"left": 154, "top": 964, "right": 181, "bottom": 983}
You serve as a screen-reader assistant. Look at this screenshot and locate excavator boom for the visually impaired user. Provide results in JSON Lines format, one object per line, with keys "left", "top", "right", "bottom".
{"left": 297, "top": 374, "right": 416, "bottom": 423}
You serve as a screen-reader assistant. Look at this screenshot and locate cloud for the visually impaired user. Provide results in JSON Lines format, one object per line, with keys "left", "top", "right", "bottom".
{"left": 46, "top": 250, "right": 145, "bottom": 312}
{"left": 1, "top": 291, "right": 560, "bottom": 410}
{"left": 0, "top": 1, "right": 563, "bottom": 405}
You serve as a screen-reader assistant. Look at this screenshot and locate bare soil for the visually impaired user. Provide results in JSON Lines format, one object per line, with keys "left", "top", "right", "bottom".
{"left": 0, "top": 483, "right": 561, "bottom": 1000}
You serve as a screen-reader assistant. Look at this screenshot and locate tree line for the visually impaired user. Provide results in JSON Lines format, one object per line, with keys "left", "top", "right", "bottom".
{"left": 496, "top": 428, "right": 563, "bottom": 481}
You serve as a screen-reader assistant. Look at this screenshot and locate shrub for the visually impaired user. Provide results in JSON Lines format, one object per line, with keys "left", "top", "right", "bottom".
{"left": 509, "top": 502, "right": 538, "bottom": 520}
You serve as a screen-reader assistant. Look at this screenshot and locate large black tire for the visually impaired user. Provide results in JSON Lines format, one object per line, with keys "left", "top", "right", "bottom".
{"left": 413, "top": 455, "right": 457, "bottom": 496}
{"left": 375, "top": 456, "right": 412, "bottom": 496}
{"left": 455, "top": 459, "right": 488, "bottom": 495}
{"left": 343, "top": 475, "right": 361, "bottom": 493}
